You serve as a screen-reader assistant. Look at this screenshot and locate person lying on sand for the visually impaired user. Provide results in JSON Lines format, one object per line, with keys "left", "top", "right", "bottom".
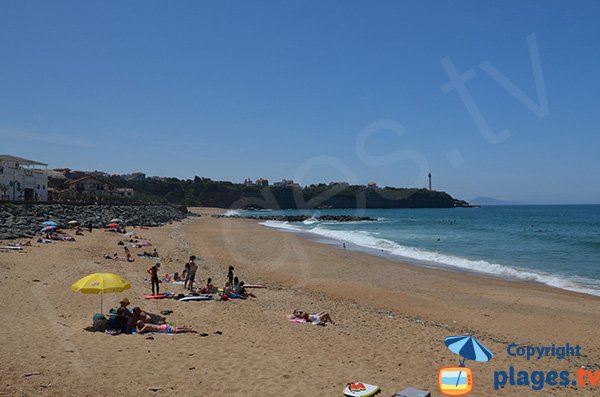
{"left": 104, "top": 253, "right": 135, "bottom": 262}
{"left": 130, "top": 307, "right": 165, "bottom": 326}
{"left": 141, "top": 250, "right": 159, "bottom": 258}
{"left": 292, "top": 309, "right": 335, "bottom": 325}
{"left": 136, "top": 321, "right": 198, "bottom": 334}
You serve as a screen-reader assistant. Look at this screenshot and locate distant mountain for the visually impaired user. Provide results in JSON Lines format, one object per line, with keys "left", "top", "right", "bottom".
{"left": 470, "top": 196, "right": 518, "bottom": 206}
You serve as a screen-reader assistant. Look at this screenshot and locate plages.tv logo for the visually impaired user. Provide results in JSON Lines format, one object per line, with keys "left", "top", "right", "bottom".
{"left": 438, "top": 335, "right": 494, "bottom": 396}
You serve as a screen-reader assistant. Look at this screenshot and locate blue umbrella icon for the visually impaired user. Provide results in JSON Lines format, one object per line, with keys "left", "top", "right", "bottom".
{"left": 445, "top": 335, "right": 493, "bottom": 366}
{"left": 444, "top": 335, "right": 493, "bottom": 388}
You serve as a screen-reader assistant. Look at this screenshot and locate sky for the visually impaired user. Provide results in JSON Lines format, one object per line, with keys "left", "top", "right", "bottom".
{"left": 1, "top": 1, "right": 599, "bottom": 204}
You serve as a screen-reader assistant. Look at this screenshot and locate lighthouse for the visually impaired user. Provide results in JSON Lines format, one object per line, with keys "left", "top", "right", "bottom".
{"left": 428, "top": 173, "right": 432, "bottom": 191}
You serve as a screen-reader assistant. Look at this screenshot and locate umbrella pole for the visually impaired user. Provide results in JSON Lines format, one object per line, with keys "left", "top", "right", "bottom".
{"left": 455, "top": 370, "right": 462, "bottom": 387}
{"left": 100, "top": 292, "right": 103, "bottom": 314}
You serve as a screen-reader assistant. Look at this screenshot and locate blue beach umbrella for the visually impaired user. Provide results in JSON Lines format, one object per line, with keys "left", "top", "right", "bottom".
{"left": 42, "top": 220, "right": 58, "bottom": 226}
{"left": 444, "top": 335, "right": 493, "bottom": 366}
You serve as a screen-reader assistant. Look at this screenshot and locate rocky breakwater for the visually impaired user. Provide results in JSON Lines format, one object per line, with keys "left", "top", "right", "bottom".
{"left": 213, "top": 214, "right": 376, "bottom": 222}
{"left": 0, "top": 203, "right": 188, "bottom": 240}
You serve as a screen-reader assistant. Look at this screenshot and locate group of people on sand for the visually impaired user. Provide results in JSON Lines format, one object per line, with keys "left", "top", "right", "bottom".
{"left": 106, "top": 298, "right": 198, "bottom": 334}
{"left": 175, "top": 261, "right": 256, "bottom": 299}
{"left": 41, "top": 230, "right": 77, "bottom": 242}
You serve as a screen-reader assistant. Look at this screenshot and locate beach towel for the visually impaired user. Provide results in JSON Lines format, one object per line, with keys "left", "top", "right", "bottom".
{"left": 0, "top": 245, "right": 23, "bottom": 250}
{"left": 286, "top": 315, "right": 307, "bottom": 323}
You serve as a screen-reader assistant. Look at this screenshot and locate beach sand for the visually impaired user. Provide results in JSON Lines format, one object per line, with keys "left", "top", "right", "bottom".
{"left": 1, "top": 207, "right": 598, "bottom": 396}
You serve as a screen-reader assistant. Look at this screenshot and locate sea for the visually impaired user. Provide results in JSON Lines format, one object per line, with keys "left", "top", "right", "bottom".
{"left": 227, "top": 205, "right": 600, "bottom": 297}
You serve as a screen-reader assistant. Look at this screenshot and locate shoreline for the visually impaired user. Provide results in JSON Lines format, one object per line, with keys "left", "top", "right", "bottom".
{"left": 193, "top": 211, "right": 600, "bottom": 340}
{"left": 254, "top": 216, "right": 600, "bottom": 298}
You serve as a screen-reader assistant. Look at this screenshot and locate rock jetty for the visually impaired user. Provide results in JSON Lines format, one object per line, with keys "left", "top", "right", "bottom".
{"left": 0, "top": 203, "right": 188, "bottom": 240}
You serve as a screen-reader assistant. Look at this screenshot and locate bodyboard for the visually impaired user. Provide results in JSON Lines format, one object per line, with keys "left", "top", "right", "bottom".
{"left": 343, "top": 382, "right": 380, "bottom": 397}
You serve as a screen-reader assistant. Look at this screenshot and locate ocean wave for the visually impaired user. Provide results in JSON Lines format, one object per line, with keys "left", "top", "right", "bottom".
{"left": 259, "top": 220, "right": 300, "bottom": 231}
{"left": 260, "top": 221, "right": 600, "bottom": 297}
{"left": 223, "top": 210, "right": 241, "bottom": 217}
{"left": 303, "top": 217, "right": 319, "bottom": 225}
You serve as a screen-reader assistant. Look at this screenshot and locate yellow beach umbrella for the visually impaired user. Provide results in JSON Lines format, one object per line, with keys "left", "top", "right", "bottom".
{"left": 71, "top": 273, "right": 131, "bottom": 314}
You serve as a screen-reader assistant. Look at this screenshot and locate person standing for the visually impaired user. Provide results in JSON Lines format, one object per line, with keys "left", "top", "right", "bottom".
{"left": 227, "top": 265, "right": 235, "bottom": 287}
{"left": 186, "top": 256, "right": 198, "bottom": 291}
{"left": 147, "top": 263, "right": 160, "bottom": 295}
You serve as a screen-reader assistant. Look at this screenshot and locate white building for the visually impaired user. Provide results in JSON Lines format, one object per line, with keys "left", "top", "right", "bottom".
{"left": 58, "top": 176, "right": 134, "bottom": 200}
{"left": 273, "top": 179, "right": 300, "bottom": 187}
{"left": 0, "top": 155, "right": 48, "bottom": 201}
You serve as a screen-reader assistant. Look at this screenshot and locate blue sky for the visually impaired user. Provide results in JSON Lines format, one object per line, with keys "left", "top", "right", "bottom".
{"left": 1, "top": 1, "right": 599, "bottom": 204}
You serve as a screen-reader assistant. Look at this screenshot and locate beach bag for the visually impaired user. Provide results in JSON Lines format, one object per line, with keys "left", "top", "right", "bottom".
{"left": 92, "top": 313, "right": 107, "bottom": 332}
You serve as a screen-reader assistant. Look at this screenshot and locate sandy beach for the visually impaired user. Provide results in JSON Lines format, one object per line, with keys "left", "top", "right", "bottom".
{"left": 1, "top": 207, "right": 598, "bottom": 397}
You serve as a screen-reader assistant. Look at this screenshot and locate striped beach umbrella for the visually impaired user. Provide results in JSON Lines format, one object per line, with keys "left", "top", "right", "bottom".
{"left": 444, "top": 335, "right": 493, "bottom": 366}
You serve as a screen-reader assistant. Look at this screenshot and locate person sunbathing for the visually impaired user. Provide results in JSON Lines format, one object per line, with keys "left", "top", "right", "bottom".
{"left": 136, "top": 321, "right": 198, "bottom": 334}
{"left": 292, "top": 309, "right": 335, "bottom": 325}
{"left": 104, "top": 253, "right": 134, "bottom": 262}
